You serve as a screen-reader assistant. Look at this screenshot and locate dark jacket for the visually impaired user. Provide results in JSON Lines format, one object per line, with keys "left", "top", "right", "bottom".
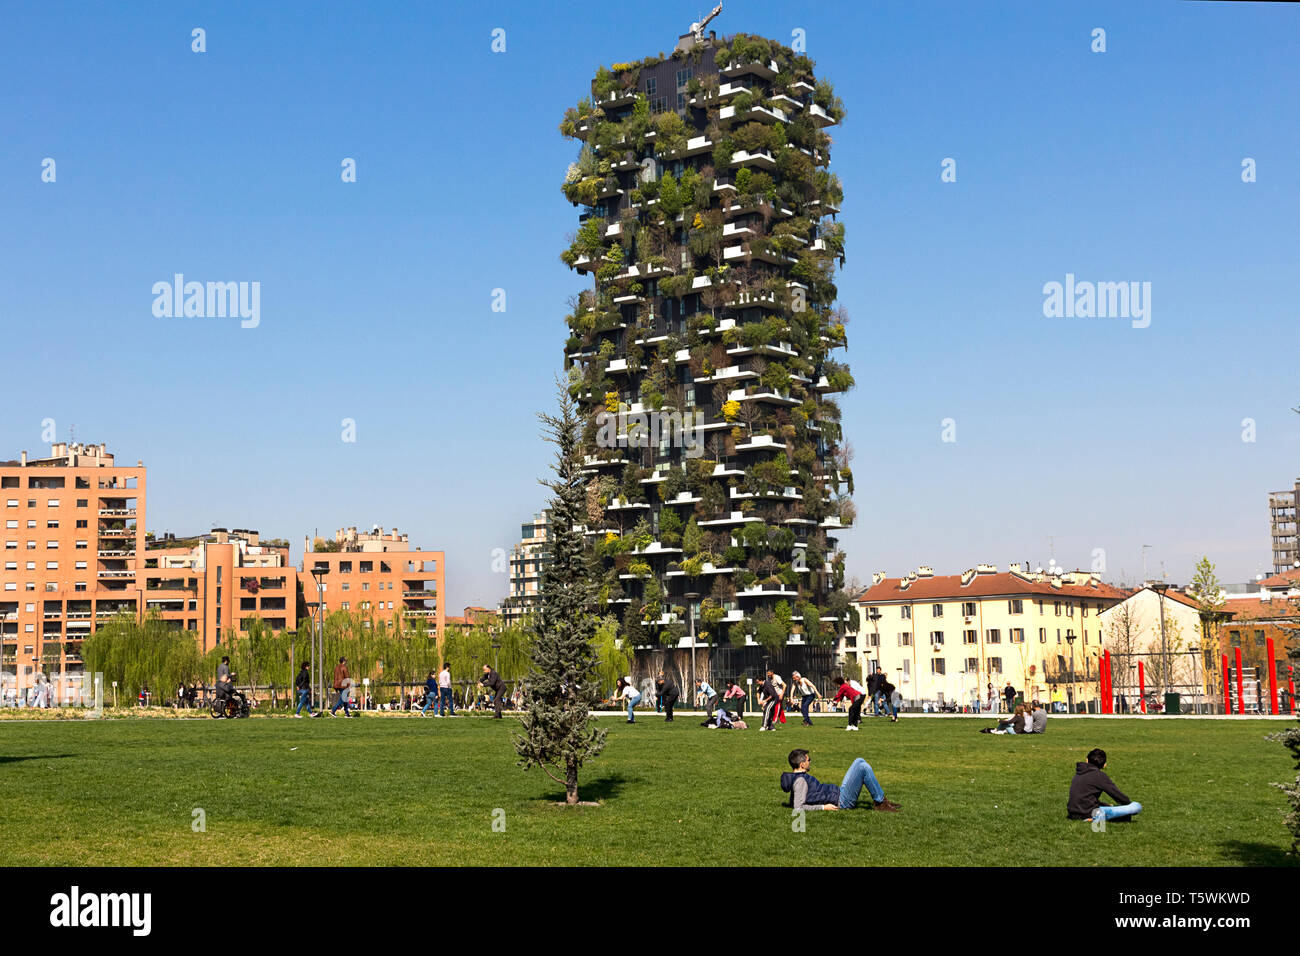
{"left": 1067, "top": 761, "right": 1131, "bottom": 819}
{"left": 1012, "top": 713, "right": 1025, "bottom": 734}
{"left": 480, "top": 668, "right": 504, "bottom": 692}
{"left": 294, "top": 669, "right": 310, "bottom": 691}
{"left": 780, "top": 771, "right": 839, "bottom": 808}
{"left": 424, "top": 676, "right": 437, "bottom": 694}
{"left": 759, "top": 678, "right": 777, "bottom": 703}
{"left": 659, "top": 678, "right": 679, "bottom": 701}
{"left": 866, "top": 672, "right": 882, "bottom": 695}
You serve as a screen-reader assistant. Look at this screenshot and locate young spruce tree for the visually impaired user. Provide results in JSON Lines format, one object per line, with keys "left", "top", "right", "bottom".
{"left": 513, "top": 385, "right": 608, "bottom": 804}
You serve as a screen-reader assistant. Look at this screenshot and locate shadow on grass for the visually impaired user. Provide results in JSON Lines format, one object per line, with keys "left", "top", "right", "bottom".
{"left": 531, "top": 773, "right": 631, "bottom": 805}
{"left": 0, "top": 754, "right": 75, "bottom": 765}
{"left": 1219, "top": 840, "right": 1299, "bottom": 867}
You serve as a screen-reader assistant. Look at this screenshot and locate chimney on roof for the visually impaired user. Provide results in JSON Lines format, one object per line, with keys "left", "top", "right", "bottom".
{"left": 20, "top": 451, "right": 26, "bottom": 465}
{"left": 871, "top": 571, "right": 885, "bottom": 586}
{"left": 960, "top": 568, "right": 976, "bottom": 587}
{"left": 916, "top": 566, "right": 934, "bottom": 578}
{"left": 976, "top": 563, "right": 997, "bottom": 575}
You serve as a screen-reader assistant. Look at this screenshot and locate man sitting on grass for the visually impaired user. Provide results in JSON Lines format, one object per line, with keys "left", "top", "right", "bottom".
{"left": 780, "top": 749, "right": 902, "bottom": 813}
{"left": 1067, "top": 748, "right": 1142, "bottom": 823}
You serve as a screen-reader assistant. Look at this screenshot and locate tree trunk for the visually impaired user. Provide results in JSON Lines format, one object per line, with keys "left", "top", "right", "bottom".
{"left": 566, "top": 755, "right": 579, "bottom": 805}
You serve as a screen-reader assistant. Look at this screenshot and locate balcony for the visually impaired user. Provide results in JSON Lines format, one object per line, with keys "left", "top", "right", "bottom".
{"left": 96, "top": 570, "right": 134, "bottom": 578}
{"left": 808, "top": 103, "right": 837, "bottom": 128}
{"left": 97, "top": 549, "right": 135, "bottom": 558}
{"left": 403, "top": 589, "right": 437, "bottom": 599}
{"left": 721, "top": 57, "right": 779, "bottom": 80}
{"left": 98, "top": 508, "right": 136, "bottom": 517}
{"left": 730, "top": 150, "right": 777, "bottom": 171}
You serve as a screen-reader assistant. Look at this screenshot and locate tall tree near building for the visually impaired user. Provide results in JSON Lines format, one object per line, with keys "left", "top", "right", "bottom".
{"left": 513, "top": 385, "right": 608, "bottom": 805}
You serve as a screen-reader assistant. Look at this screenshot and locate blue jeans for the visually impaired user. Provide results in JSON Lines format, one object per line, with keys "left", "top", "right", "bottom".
{"left": 626, "top": 692, "right": 642, "bottom": 720}
{"left": 295, "top": 688, "right": 314, "bottom": 715}
{"left": 439, "top": 687, "right": 454, "bottom": 714}
{"left": 331, "top": 689, "right": 351, "bottom": 714}
{"left": 877, "top": 692, "right": 896, "bottom": 717}
{"left": 801, "top": 695, "right": 814, "bottom": 724}
{"left": 1093, "top": 802, "right": 1142, "bottom": 822}
{"left": 421, "top": 692, "right": 437, "bottom": 714}
{"left": 838, "top": 758, "right": 886, "bottom": 809}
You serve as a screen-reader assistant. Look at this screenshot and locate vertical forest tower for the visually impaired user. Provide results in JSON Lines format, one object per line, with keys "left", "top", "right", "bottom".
{"left": 559, "top": 23, "right": 857, "bottom": 651}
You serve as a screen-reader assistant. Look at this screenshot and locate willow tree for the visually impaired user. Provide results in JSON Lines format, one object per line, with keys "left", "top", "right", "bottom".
{"left": 513, "top": 385, "right": 607, "bottom": 804}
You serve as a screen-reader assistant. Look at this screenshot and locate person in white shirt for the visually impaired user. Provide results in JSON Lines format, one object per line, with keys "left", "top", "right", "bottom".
{"left": 770, "top": 672, "right": 788, "bottom": 724}
{"left": 791, "top": 671, "right": 819, "bottom": 726}
{"left": 615, "top": 676, "right": 642, "bottom": 723}
{"left": 437, "top": 663, "right": 455, "bottom": 716}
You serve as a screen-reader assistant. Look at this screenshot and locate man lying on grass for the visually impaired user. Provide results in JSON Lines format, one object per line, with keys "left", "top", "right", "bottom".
{"left": 1067, "top": 748, "right": 1142, "bottom": 824}
{"left": 780, "top": 749, "right": 902, "bottom": 813}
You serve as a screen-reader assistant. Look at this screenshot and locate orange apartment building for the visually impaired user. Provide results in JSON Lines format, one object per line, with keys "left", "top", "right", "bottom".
{"left": 2, "top": 443, "right": 145, "bottom": 703}
{"left": 2, "top": 444, "right": 445, "bottom": 703}
{"left": 300, "top": 526, "right": 445, "bottom": 640}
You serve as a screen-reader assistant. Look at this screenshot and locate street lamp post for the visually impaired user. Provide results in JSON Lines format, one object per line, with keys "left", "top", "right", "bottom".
{"left": 1065, "top": 633, "right": 1077, "bottom": 713}
{"left": 1188, "top": 643, "right": 1200, "bottom": 715}
{"left": 1151, "top": 583, "right": 1170, "bottom": 699}
{"left": 685, "top": 591, "right": 700, "bottom": 706}
{"left": 867, "top": 607, "right": 882, "bottom": 672}
{"left": 309, "top": 567, "right": 329, "bottom": 708}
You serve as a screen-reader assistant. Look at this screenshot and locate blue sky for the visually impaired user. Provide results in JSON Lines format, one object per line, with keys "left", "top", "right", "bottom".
{"left": 2, "top": 0, "right": 1297, "bottom": 610}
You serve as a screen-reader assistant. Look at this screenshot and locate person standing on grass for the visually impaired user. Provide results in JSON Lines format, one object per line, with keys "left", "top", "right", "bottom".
{"left": 758, "top": 671, "right": 780, "bottom": 732}
{"left": 1067, "top": 748, "right": 1141, "bottom": 823}
{"left": 437, "top": 663, "right": 455, "bottom": 716}
{"left": 420, "top": 670, "right": 439, "bottom": 716}
{"left": 614, "top": 676, "right": 642, "bottom": 723}
{"left": 658, "top": 670, "right": 680, "bottom": 722}
{"left": 879, "top": 670, "right": 899, "bottom": 723}
{"left": 832, "top": 675, "right": 864, "bottom": 731}
{"left": 1003, "top": 681, "right": 1017, "bottom": 713}
{"left": 723, "top": 679, "right": 746, "bottom": 718}
{"left": 792, "top": 671, "right": 818, "bottom": 726}
{"left": 770, "top": 670, "right": 788, "bottom": 724}
{"left": 330, "top": 657, "right": 354, "bottom": 717}
{"left": 781, "top": 748, "right": 902, "bottom": 813}
{"left": 480, "top": 664, "right": 507, "bottom": 719}
{"left": 294, "top": 663, "right": 319, "bottom": 718}
{"left": 697, "top": 678, "right": 718, "bottom": 718}
{"left": 866, "top": 668, "right": 883, "bottom": 716}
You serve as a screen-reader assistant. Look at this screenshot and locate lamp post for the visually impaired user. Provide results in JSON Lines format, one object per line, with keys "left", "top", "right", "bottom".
{"left": 1065, "top": 632, "right": 1077, "bottom": 713}
{"left": 867, "top": 607, "right": 882, "bottom": 671}
{"left": 1151, "top": 582, "right": 1170, "bottom": 698}
{"left": 685, "top": 591, "right": 700, "bottom": 706}
{"left": 1188, "top": 643, "right": 1200, "bottom": 715}
{"left": 309, "top": 567, "right": 329, "bottom": 708}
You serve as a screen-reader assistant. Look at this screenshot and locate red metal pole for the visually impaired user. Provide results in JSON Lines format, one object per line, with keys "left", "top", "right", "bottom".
{"left": 1289, "top": 666, "right": 1296, "bottom": 714}
{"left": 1222, "top": 654, "right": 1230, "bottom": 714}
{"left": 1102, "top": 650, "right": 1111, "bottom": 713}
{"left": 1266, "top": 638, "right": 1279, "bottom": 715}
{"left": 1234, "top": 646, "right": 1244, "bottom": 715}
{"left": 1138, "top": 661, "right": 1146, "bottom": 713}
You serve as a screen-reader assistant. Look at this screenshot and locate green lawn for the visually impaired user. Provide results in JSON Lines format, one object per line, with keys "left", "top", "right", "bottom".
{"left": 0, "top": 713, "right": 1294, "bottom": 866}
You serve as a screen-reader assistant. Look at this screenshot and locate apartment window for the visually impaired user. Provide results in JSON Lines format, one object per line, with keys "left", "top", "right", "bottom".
{"left": 1008, "top": 599, "right": 1023, "bottom": 614}
{"left": 362, "top": 582, "right": 370, "bottom": 591}
{"left": 5, "top": 500, "right": 15, "bottom": 508}
{"left": 26, "top": 521, "right": 35, "bottom": 528}
{"left": 1081, "top": 604, "right": 1089, "bottom": 618}
{"left": 5, "top": 521, "right": 16, "bottom": 529}
{"left": 649, "top": 96, "right": 668, "bottom": 113}
{"left": 3, "top": 583, "right": 14, "bottom": 590}
{"left": 4, "top": 541, "right": 13, "bottom": 549}
{"left": 76, "top": 519, "right": 87, "bottom": 529}
{"left": 961, "top": 601, "right": 976, "bottom": 617}
{"left": 4, "top": 562, "right": 14, "bottom": 570}
{"left": 48, "top": 499, "right": 59, "bottom": 508}
{"left": 45, "top": 562, "right": 57, "bottom": 570}
{"left": 645, "top": 76, "right": 657, "bottom": 95}
{"left": 341, "top": 582, "right": 350, "bottom": 591}
{"left": 1010, "top": 628, "right": 1025, "bottom": 644}
{"left": 930, "top": 631, "right": 944, "bottom": 646}
{"left": 676, "top": 67, "right": 692, "bottom": 87}
{"left": 931, "top": 659, "right": 946, "bottom": 675}
{"left": 965, "top": 657, "right": 979, "bottom": 674}
{"left": 76, "top": 541, "right": 87, "bottom": 549}
{"left": 27, "top": 500, "right": 36, "bottom": 508}
{"left": 1254, "top": 630, "right": 1266, "bottom": 647}
{"left": 47, "top": 520, "right": 58, "bottom": 529}
{"left": 1038, "top": 628, "right": 1046, "bottom": 643}
{"left": 1054, "top": 601, "right": 1061, "bottom": 616}
{"left": 26, "top": 562, "right": 35, "bottom": 570}
{"left": 387, "top": 601, "right": 393, "bottom": 610}
{"left": 931, "top": 604, "right": 944, "bottom": 618}
{"left": 898, "top": 631, "right": 912, "bottom": 647}
{"left": 988, "top": 657, "right": 1003, "bottom": 673}
{"left": 986, "top": 628, "right": 1001, "bottom": 644}
{"left": 677, "top": 92, "right": 686, "bottom": 112}
{"left": 1066, "top": 602, "right": 1074, "bottom": 617}
{"left": 360, "top": 562, "right": 373, "bottom": 573}
{"left": 339, "top": 561, "right": 352, "bottom": 574}
{"left": 1228, "top": 630, "right": 1240, "bottom": 645}
{"left": 900, "top": 606, "right": 911, "bottom": 620}
{"left": 77, "top": 499, "right": 87, "bottom": 507}
{"left": 75, "top": 561, "right": 86, "bottom": 570}
{"left": 46, "top": 540, "right": 58, "bottom": 549}
{"left": 963, "top": 629, "right": 977, "bottom": 644}
{"left": 1056, "top": 629, "right": 1062, "bottom": 644}
{"left": 75, "top": 582, "right": 86, "bottom": 592}
{"left": 341, "top": 602, "right": 350, "bottom": 611}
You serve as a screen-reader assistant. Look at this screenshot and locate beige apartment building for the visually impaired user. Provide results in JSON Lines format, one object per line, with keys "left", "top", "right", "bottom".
{"left": 848, "top": 564, "right": 1128, "bottom": 710}
{"left": 300, "top": 527, "right": 444, "bottom": 640}
{"left": 500, "top": 511, "right": 551, "bottom": 627}
{"left": 2, "top": 443, "right": 145, "bottom": 703}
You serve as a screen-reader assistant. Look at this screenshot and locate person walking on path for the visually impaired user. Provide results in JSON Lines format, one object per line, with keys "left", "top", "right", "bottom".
{"left": 832, "top": 675, "right": 865, "bottom": 731}
{"left": 792, "top": 671, "right": 819, "bottom": 726}
{"left": 330, "top": 657, "right": 354, "bottom": 717}
{"left": 420, "top": 670, "right": 439, "bottom": 716}
{"left": 657, "top": 671, "right": 680, "bottom": 722}
{"left": 438, "top": 663, "right": 455, "bottom": 716}
{"left": 293, "top": 663, "right": 319, "bottom": 717}
{"left": 1003, "top": 682, "right": 1017, "bottom": 713}
{"left": 615, "top": 676, "right": 642, "bottom": 723}
{"left": 480, "top": 664, "right": 507, "bottom": 718}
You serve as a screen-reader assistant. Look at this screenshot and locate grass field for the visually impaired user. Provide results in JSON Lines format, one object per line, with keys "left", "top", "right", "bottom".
{"left": 1, "top": 712, "right": 1295, "bottom": 866}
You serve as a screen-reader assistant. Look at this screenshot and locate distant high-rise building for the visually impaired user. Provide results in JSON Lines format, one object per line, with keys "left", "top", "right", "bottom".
{"left": 558, "top": 25, "right": 855, "bottom": 646}
{"left": 1269, "top": 480, "right": 1299, "bottom": 574}
{"left": 501, "top": 511, "right": 552, "bottom": 628}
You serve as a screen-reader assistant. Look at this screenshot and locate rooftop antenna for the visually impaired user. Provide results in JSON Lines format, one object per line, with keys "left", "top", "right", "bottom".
{"left": 67, "top": 424, "right": 75, "bottom": 446}
{"left": 1141, "top": 544, "right": 1151, "bottom": 581}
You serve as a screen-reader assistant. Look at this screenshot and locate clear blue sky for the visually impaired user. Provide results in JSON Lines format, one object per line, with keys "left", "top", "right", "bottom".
{"left": 2, "top": 1, "right": 1297, "bottom": 610}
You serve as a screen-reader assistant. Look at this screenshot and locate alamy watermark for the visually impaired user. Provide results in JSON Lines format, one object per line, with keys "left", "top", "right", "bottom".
{"left": 596, "top": 409, "right": 704, "bottom": 458}
{"left": 152, "top": 274, "right": 260, "bottom": 328}
{"left": 1042, "top": 273, "right": 1150, "bottom": 329}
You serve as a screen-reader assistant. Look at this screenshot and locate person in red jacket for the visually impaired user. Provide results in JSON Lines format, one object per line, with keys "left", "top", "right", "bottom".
{"left": 832, "top": 675, "right": 864, "bottom": 731}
